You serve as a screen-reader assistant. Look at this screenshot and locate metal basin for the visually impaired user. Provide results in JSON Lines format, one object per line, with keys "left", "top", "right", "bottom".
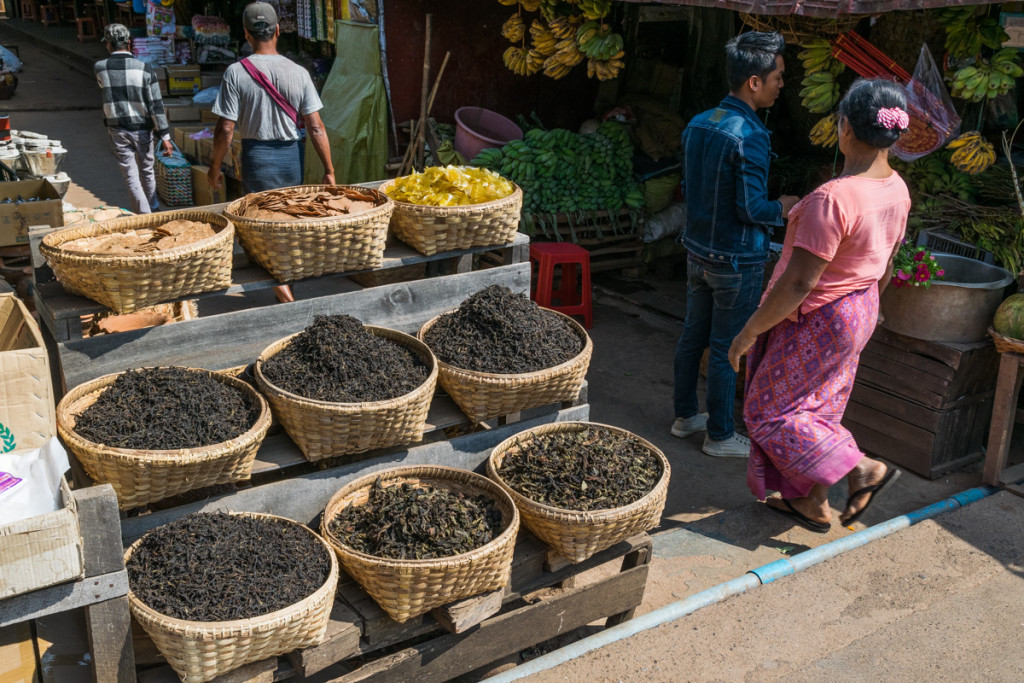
{"left": 21, "top": 147, "right": 66, "bottom": 177}
{"left": 880, "top": 253, "right": 1013, "bottom": 343}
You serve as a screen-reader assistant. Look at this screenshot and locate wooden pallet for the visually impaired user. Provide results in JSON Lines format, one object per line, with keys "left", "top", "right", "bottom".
{"left": 529, "top": 209, "right": 644, "bottom": 274}
{"left": 842, "top": 325, "right": 999, "bottom": 479}
{"left": 134, "top": 531, "right": 651, "bottom": 683}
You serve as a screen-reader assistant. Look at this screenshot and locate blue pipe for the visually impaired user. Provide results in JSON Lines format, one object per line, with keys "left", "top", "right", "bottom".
{"left": 484, "top": 485, "right": 999, "bottom": 683}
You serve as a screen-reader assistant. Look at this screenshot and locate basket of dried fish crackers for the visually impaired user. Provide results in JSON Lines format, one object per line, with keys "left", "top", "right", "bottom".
{"left": 224, "top": 184, "right": 393, "bottom": 282}
{"left": 380, "top": 166, "right": 522, "bottom": 256}
{"left": 40, "top": 210, "right": 233, "bottom": 313}
{"left": 56, "top": 367, "right": 272, "bottom": 510}
{"left": 321, "top": 465, "right": 519, "bottom": 623}
{"left": 488, "top": 421, "right": 670, "bottom": 563}
{"left": 254, "top": 314, "right": 438, "bottom": 462}
{"left": 418, "top": 285, "right": 592, "bottom": 423}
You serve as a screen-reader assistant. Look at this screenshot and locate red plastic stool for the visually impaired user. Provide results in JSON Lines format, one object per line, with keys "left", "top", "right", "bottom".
{"left": 529, "top": 242, "right": 593, "bottom": 329}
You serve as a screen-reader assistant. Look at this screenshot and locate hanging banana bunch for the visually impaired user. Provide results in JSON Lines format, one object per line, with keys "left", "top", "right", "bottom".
{"left": 949, "top": 49, "right": 1023, "bottom": 103}
{"left": 530, "top": 18, "right": 558, "bottom": 56}
{"left": 502, "top": 13, "right": 525, "bottom": 42}
{"left": 504, "top": 46, "right": 534, "bottom": 76}
{"left": 520, "top": 0, "right": 541, "bottom": 9}
{"left": 549, "top": 14, "right": 583, "bottom": 40}
{"left": 948, "top": 131, "right": 997, "bottom": 175}
{"left": 808, "top": 113, "right": 838, "bottom": 147}
{"left": 798, "top": 38, "right": 844, "bottom": 77}
{"left": 800, "top": 71, "right": 840, "bottom": 114}
{"left": 579, "top": 0, "right": 612, "bottom": 20}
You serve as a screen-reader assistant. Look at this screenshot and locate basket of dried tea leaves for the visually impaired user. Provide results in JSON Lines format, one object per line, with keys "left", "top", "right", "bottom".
{"left": 224, "top": 185, "right": 393, "bottom": 282}
{"left": 488, "top": 421, "right": 670, "bottom": 563}
{"left": 321, "top": 465, "right": 519, "bottom": 623}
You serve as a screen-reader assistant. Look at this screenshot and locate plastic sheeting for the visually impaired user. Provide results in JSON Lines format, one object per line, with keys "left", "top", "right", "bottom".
{"left": 304, "top": 20, "right": 388, "bottom": 184}
{"left": 620, "top": 0, "right": 994, "bottom": 18}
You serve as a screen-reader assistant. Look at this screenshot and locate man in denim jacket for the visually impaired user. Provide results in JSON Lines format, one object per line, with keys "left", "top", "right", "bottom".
{"left": 672, "top": 31, "right": 800, "bottom": 458}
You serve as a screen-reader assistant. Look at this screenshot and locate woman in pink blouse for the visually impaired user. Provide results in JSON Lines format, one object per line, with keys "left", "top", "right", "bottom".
{"left": 728, "top": 79, "right": 911, "bottom": 532}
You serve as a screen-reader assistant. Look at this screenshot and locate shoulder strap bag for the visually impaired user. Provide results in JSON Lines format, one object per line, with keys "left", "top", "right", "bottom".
{"left": 239, "top": 57, "right": 305, "bottom": 131}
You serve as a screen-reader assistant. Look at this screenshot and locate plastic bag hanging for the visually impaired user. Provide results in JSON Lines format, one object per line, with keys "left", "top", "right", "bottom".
{"left": 892, "top": 45, "right": 962, "bottom": 161}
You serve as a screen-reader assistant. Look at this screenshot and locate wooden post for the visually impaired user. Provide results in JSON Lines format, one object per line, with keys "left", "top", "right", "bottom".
{"left": 983, "top": 352, "right": 1024, "bottom": 485}
{"left": 415, "top": 14, "right": 432, "bottom": 170}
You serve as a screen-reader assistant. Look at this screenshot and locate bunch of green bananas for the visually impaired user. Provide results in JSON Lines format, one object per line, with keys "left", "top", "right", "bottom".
{"left": 808, "top": 113, "right": 838, "bottom": 147}
{"left": 576, "top": 21, "right": 623, "bottom": 60}
{"left": 798, "top": 38, "right": 844, "bottom": 77}
{"left": 501, "top": 14, "right": 525, "bottom": 42}
{"left": 800, "top": 71, "right": 839, "bottom": 114}
{"left": 950, "top": 49, "right": 1022, "bottom": 102}
{"left": 503, "top": 46, "right": 539, "bottom": 76}
{"left": 947, "top": 131, "right": 997, "bottom": 175}
{"left": 530, "top": 19, "right": 557, "bottom": 56}
{"left": 940, "top": 7, "right": 1007, "bottom": 58}
{"left": 932, "top": 167, "right": 977, "bottom": 202}
{"left": 579, "top": 0, "right": 611, "bottom": 20}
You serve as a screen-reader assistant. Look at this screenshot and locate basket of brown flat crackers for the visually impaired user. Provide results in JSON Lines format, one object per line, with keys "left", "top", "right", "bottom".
{"left": 224, "top": 185, "right": 394, "bottom": 282}
{"left": 40, "top": 211, "right": 234, "bottom": 313}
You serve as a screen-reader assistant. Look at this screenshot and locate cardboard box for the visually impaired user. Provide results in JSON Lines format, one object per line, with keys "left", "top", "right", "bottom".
{"left": 200, "top": 109, "right": 219, "bottom": 124}
{"left": 191, "top": 164, "right": 226, "bottom": 206}
{"left": 0, "top": 622, "right": 39, "bottom": 683}
{"left": 166, "top": 64, "right": 202, "bottom": 95}
{"left": 196, "top": 138, "right": 243, "bottom": 182}
{"left": 172, "top": 125, "right": 212, "bottom": 162}
{"left": 201, "top": 70, "right": 223, "bottom": 89}
{"left": 0, "top": 293, "right": 55, "bottom": 451}
{"left": 164, "top": 98, "right": 200, "bottom": 122}
{"left": 0, "top": 180, "right": 63, "bottom": 247}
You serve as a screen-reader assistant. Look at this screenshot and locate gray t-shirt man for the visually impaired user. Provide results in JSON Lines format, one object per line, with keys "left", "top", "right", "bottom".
{"left": 212, "top": 54, "right": 322, "bottom": 141}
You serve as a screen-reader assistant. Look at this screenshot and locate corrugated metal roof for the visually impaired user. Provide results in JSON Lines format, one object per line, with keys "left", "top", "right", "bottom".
{"left": 623, "top": 0, "right": 993, "bottom": 19}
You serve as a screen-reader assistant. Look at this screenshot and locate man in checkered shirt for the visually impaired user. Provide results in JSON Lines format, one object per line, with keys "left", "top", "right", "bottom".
{"left": 95, "top": 24, "right": 174, "bottom": 214}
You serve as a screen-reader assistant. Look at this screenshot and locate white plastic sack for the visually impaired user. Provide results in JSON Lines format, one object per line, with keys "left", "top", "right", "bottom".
{"left": 0, "top": 46, "right": 22, "bottom": 73}
{"left": 644, "top": 202, "right": 686, "bottom": 243}
{"left": 0, "top": 437, "right": 70, "bottom": 525}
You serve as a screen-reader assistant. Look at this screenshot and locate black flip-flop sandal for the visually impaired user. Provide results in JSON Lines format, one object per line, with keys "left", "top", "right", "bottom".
{"left": 765, "top": 497, "right": 832, "bottom": 534}
{"left": 840, "top": 468, "right": 902, "bottom": 526}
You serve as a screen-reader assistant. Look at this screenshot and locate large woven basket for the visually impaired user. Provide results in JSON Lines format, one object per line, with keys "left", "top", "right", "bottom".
{"left": 40, "top": 211, "right": 233, "bottom": 313}
{"left": 418, "top": 308, "right": 592, "bottom": 423}
{"left": 488, "top": 421, "right": 670, "bottom": 563}
{"left": 379, "top": 179, "right": 523, "bottom": 256}
{"left": 223, "top": 185, "right": 393, "bottom": 282}
{"left": 56, "top": 368, "right": 272, "bottom": 510}
{"left": 321, "top": 465, "right": 519, "bottom": 623}
{"left": 126, "top": 512, "right": 339, "bottom": 683}
{"left": 254, "top": 326, "right": 438, "bottom": 462}
{"left": 989, "top": 326, "right": 1024, "bottom": 355}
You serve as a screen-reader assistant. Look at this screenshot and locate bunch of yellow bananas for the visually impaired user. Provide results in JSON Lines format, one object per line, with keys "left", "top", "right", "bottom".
{"left": 548, "top": 14, "right": 583, "bottom": 40}
{"left": 586, "top": 52, "right": 624, "bottom": 80}
{"left": 800, "top": 71, "right": 839, "bottom": 114}
{"left": 530, "top": 19, "right": 557, "bottom": 56}
{"left": 950, "top": 49, "right": 1023, "bottom": 102}
{"left": 501, "top": 14, "right": 525, "bottom": 43}
{"left": 497, "top": 0, "right": 517, "bottom": 6}
{"left": 543, "top": 55, "right": 572, "bottom": 79}
{"left": 550, "top": 38, "right": 585, "bottom": 68}
{"left": 808, "top": 113, "right": 838, "bottom": 147}
{"left": 504, "top": 46, "right": 536, "bottom": 76}
{"left": 579, "top": 0, "right": 611, "bottom": 20}
{"left": 520, "top": 0, "right": 541, "bottom": 11}
{"left": 576, "top": 21, "right": 623, "bottom": 60}
{"left": 948, "top": 131, "right": 997, "bottom": 175}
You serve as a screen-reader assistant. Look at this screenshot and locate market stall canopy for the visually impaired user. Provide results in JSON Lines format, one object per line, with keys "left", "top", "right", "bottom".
{"left": 622, "top": 0, "right": 996, "bottom": 18}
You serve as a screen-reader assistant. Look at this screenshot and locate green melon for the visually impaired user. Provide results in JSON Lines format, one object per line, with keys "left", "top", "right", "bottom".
{"left": 993, "top": 293, "right": 1024, "bottom": 340}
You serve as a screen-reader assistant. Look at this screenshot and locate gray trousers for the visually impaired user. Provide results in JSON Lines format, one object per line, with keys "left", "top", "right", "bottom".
{"left": 107, "top": 128, "right": 158, "bottom": 214}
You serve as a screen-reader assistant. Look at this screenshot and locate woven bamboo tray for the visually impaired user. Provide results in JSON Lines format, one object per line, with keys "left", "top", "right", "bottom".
{"left": 254, "top": 326, "right": 438, "bottom": 462}
{"left": 126, "top": 512, "right": 339, "bottom": 683}
{"left": 40, "top": 210, "right": 233, "bottom": 314}
{"left": 989, "top": 326, "right": 1024, "bottom": 355}
{"left": 379, "top": 179, "right": 523, "bottom": 256}
{"left": 56, "top": 368, "right": 271, "bottom": 510}
{"left": 321, "top": 465, "right": 519, "bottom": 623}
{"left": 488, "top": 421, "right": 670, "bottom": 563}
{"left": 224, "top": 185, "right": 393, "bottom": 282}
{"left": 418, "top": 308, "right": 592, "bottom": 423}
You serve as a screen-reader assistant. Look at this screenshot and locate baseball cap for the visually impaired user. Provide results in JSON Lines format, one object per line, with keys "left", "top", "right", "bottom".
{"left": 243, "top": 2, "right": 278, "bottom": 32}
{"left": 102, "top": 23, "right": 131, "bottom": 46}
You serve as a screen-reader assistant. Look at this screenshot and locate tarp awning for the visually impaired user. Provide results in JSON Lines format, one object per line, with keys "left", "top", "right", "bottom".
{"left": 622, "top": 0, "right": 995, "bottom": 19}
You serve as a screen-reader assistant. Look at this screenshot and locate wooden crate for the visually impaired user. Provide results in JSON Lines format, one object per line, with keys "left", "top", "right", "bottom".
{"left": 842, "top": 326, "right": 999, "bottom": 479}
{"left": 530, "top": 209, "right": 644, "bottom": 273}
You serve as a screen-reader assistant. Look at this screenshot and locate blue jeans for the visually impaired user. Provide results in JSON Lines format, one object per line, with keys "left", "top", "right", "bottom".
{"left": 674, "top": 257, "right": 764, "bottom": 440}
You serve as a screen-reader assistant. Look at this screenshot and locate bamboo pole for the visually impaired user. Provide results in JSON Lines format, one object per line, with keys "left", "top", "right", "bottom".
{"left": 415, "top": 14, "right": 433, "bottom": 170}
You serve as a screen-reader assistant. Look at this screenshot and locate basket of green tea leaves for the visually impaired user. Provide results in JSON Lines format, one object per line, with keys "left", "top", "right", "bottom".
{"left": 125, "top": 511, "right": 338, "bottom": 683}
{"left": 321, "top": 465, "right": 519, "bottom": 623}
{"left": 418, "top": 285, "right": 592, "bottom": 423}
{"left": 254, "top": 314, "right": 438, "bottom": 462}
{"left": 56, "top": 367, "right": 272, "bottom": 510}
{"left": 488, "top": 421, "right": 670, "bottom": 563}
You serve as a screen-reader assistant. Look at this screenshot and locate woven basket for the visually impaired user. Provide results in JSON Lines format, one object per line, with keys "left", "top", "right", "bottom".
{"left": 379, "top": 179, "right": 523, "bottom": 256}
{"left": 155, "top": 147, "right": 194, "bottom": 207}
{"left": 990, "top": 326, "right": 1024, "bottom": 355}
{"left": 254, "top": 326, "right": 438, "bottom": 462}
{"left": 56, "top": 368, "right": 272, "bottom": 510}
{"left": 40, "top": 211, "right": 233, "bottom": 314}
{"left": 321, "top": 465, "right": 519, "bottom": 623}
{"left": 223, "top": 185, "right": 393, "bottom": 282}
{"left": 488, "top": 421, "right": 670, "bottom": 563}
{"left": 126, "top": 512, "right": 339, "bottom": 683}
{"left": 418, "top": 308, "right": 592, "bottom": 423}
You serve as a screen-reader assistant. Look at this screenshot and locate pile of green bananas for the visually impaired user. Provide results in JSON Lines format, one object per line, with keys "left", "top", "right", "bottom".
{"left": 947, "top": 131, "right": 997, "bottom": 175}
{"left": 939, "top": 7, "right": 1007, "bottom": 58}
{"left": 808, "top": 113, "right": 838, "bottom": 147}
{"left": 949, "top": 49, "right": 1023, "bottom": 102}
{"left": 800, "top": 71, "right": 840, "bottom": 114}
{"left": 470, "top": 121, "right": 644, "bottom": 235}
{"left": 798, "top": 38, "right": 844, "bottom": 78}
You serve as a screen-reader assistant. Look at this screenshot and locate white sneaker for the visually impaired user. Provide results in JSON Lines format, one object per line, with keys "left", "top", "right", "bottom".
{"left": 702, "top": 433, "right": 752, "bottom": 458}
{"left": 671, "top": 412, "right": 708, "bottom": 438}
